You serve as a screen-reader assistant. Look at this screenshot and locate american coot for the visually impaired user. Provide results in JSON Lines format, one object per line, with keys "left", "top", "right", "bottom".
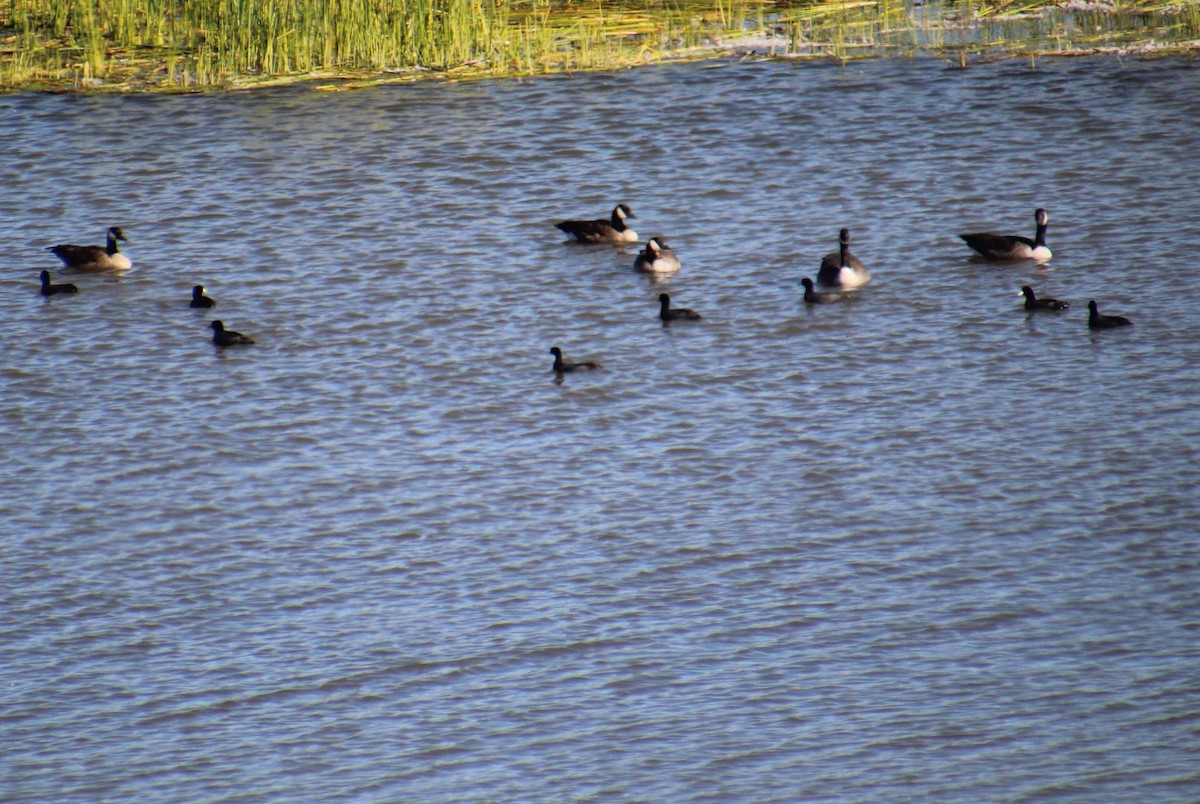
{"left": 658, "top": 293, "right": 701, "bottom": 321}
{"left": 39, "top": 270, "right": 78, "bottom": 297}
{"left": 634, "top": 238, "right": 681, "bottom": 275}
{"left": 1087, "top": 300, "right": 1132, "bottom": 330}
{"left": 549, "top": 346, "right": 600, "bottom": 372}
{"left": 47, "top": 226, "right": 132, "bottom": 271}
{"left": 801, "top": 277, "right": 844, "bottom": 304}
{"left": 211, "top": 320, "right": 255, "bottom": 346}
{"left": 961, "top": 208, "right": 1051, "bottom": 261}
{"left": 1019, "top": 285, "right": 1068, "bottom": 311}
{"left": 556, "top": 204, "right": 638, "bottom": 244}
{"left": 190, "top": 285, "right": 217, "bottom": 308}
{"left": 816, "top": 228, "right": 870, "bottom": 288}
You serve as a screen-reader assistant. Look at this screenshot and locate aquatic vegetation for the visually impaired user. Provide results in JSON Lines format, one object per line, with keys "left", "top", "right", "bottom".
{"left": 1, "top": 0, "right": 513, "bottom": 88}
{"left": 1, "top": 0, "right": 1197, "bottom": 91}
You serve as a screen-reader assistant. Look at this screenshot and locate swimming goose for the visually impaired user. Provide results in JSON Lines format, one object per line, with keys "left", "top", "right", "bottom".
{"left": 1019, "top": 286, "right": 1068, "bottom": 311}
{"left": 39, "top": 270, "right": 78, "bottom": 297}
{"left": 658, "top": 293, "right": 702, "bottom": 321}
{"left": 961, "top": 209, "right": 1051, "bottom": 261}
{"left": 816, "top": 229, "right": 870, "bottom": 288}
{"left": 549, "top": 346, "right": 600, "bottom": 372}
{"left": 1087, "top": 300, "right": 1132, "bottom": 330}
{"left": 47, "top": 226, "right": 132, "bottom": 271}
{"left": 556, "top": 204, "right": 637, "bottom": 244}
{"left": 633, "top": 238, "right": 681, "bottom": 275}
{"left": 801, "top": 277, "right": 844, "bottom": 304}
{"left": 211, "top": 320, "right": 254, "bottom": 346}
{"left": 190, "top": 285, "right": 216, "bottom": 308}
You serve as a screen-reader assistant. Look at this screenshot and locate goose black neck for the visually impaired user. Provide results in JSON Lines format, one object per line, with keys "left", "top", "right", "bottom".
{"left": 107, "top": 233, "right": 121, "bottom": 255}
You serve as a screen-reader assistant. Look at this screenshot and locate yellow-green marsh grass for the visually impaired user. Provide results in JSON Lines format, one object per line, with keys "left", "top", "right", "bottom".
{"left": 1, "top": 0, "right": 1197, "bottom": 92}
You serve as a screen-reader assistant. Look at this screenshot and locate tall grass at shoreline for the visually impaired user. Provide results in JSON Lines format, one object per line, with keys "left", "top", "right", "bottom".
{"left": 1, "top": 0, "right": 510, "bottom": 86}
{"left": 1, "top": 0, "right": 1197, "bottom": 91}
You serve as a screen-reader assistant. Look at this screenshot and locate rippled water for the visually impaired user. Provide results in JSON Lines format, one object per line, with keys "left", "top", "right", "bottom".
{"left": 3, "top": 57, "right": 1199, "bottom": 801}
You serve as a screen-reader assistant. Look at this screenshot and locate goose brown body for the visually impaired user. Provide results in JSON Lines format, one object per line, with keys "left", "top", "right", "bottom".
{"left": 556, "top": 204, "right": 637, "bottom": 244}
{"left": 633, "top": 238, "right": 680, "bottom": 274}
{"left": 816, "top": 229, "right": 870, "bottom": 288}
{"left": 961, "top": 209, "right": 1051, "bottom": 261}
{"left": 48, "top": 226, "right": 131, "bottom": 271}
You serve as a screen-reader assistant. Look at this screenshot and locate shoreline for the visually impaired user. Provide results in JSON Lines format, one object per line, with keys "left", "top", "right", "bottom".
{"left": 3, "top": 0, "right": 1199, "bottom": 95}
{"left": 6, "top": 44, "right": 1200, "bottom": 95}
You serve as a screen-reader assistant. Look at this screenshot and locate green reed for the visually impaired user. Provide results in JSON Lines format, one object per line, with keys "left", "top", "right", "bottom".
{"left": 1, "top": 0, "right": 510, "bottom": 88}
{"left": 1, "top": 0, "right": 1197, "bottom": 91}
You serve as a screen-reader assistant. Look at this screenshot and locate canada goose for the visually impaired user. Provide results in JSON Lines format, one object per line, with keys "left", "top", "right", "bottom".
{"left": 211, "top": 320, "right": 254, "bottom": 346}
{"left": 1019, "top": 286, "right": 1068, "bottom": 311}
{"left": 556, "top": 204, "right": 637, "bottom": 244}
{"left": 658, "top": 293, "right": 701, "bottom": 321}
{"left": 961, "top": 209, "right": 1052, "bottom": 261}
{"left": 1087, "top": 300, "right": 1132, "bottom": 330}
{"left": 633, "top": 238, "right": 681, "bottom": 275}
{"left": 816, "top": 229, "right": 870, "bottom": 288}
{"left": 39, "top": 270, "right": 78, "bottom": 297}
{"left": 190, "top": 285, "right": 216, "bottom": 309}
{"left": 549, "top": 346, "right": 600, "bottom": 373}
{"left": 47, "top": 226, "right": 132, "bottom": 271}
{"left": 800, "top": 277, "right": 844, "bottom": 304}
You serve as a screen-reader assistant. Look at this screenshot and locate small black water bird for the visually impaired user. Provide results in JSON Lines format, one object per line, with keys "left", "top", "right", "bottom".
{"left": 801, "top": 277, "right": 844, "bottom": 304}
{"left": 47, "top": 226, "right": 131, "bottom": 271}
{"left": 816, "top": 228, "right": 870, "bottom": 288}
{"left": 960, "top": 209, "right": 1051, "bottom": 261}
{"left": 211, "top": 320, "right": 255, "bottom": 346}
{"left": 549, "top": 346, "right": 600, "bottom": 373}
{"left": 1087, "top": 300, "right": 1132, "bottom": 330}
{"left": 1019, "top": 286, "right": 1068, "bottom": 311}
{"left": 39, "top": 270, "right": 79, "bottom": 297}
{"left": 190, "top": 285, "right": 216, "bottom": 308}
{"left": 556, "top": 204, "right": 638, "bottom": 244}
{"left": 633, "top": 238, "right": 681, "bottom": 275}
{"left": 658, "top": 293, "right": 702, "bottom": 322}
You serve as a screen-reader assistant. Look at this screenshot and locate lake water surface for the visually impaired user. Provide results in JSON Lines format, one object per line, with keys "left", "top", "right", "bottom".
{"left": 2, "top": 56, "right": 1199, "bottom": 801}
